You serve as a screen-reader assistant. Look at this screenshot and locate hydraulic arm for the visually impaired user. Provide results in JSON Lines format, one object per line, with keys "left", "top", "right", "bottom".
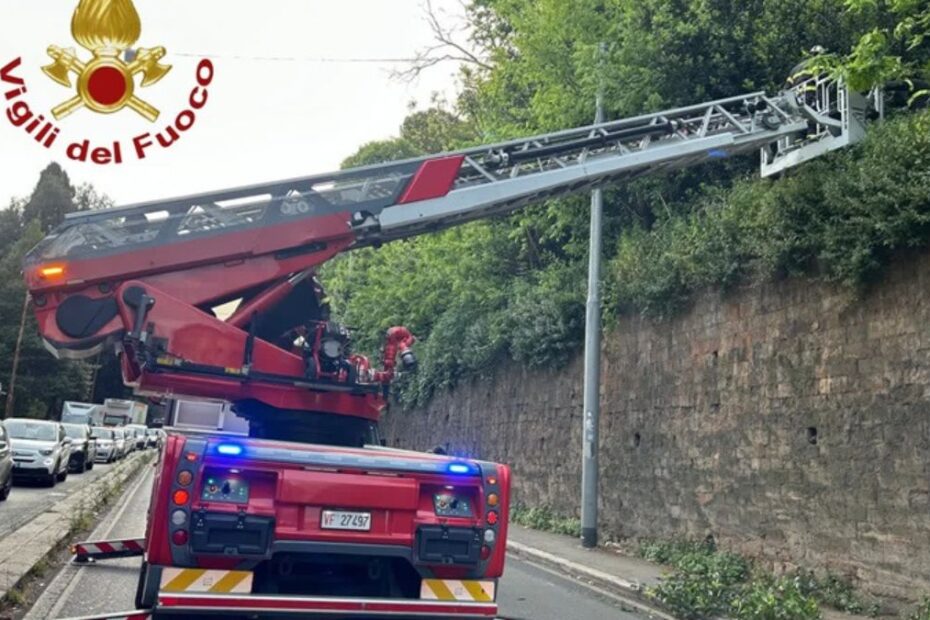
{"left": 22, "top": 76, "right": 878, "bottom": 435}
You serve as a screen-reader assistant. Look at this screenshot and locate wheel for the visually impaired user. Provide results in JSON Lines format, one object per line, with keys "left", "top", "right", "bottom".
{"left": 57, "top": 465, "right": 68, "bottom": 482}
{"left": 135, "top": 561, "right": 154, "bottom": 609}
{"left": 87, "top": 461, "right": 94, "bottom": 471}
{"left": 46, "top": 472, "right": 57, "bottom": 487}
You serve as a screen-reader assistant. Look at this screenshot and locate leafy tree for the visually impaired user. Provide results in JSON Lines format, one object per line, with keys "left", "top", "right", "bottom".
{"left": 326, "top": 0, "right": 926, "bottom": 406}
{"left": 1, "top": 163, "right": 114, "bottom": 419}
{"left": 21, "top": 162, "right": 76, "bottom": 233}
{"left": 826, "top": 0, "right": 930, "bottom": 95}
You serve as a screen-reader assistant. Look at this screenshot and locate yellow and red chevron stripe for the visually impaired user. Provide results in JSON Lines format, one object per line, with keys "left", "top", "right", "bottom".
{"left": 159, "top": 568, "right": 253, "bottom": 594}
{"left": 420, "top": 579, "right": 496, "bottom": 602}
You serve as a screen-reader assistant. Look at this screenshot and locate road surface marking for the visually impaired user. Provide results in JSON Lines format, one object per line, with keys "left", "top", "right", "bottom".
{"left": 41, "top": 466, "right": 154, "bottom": 620}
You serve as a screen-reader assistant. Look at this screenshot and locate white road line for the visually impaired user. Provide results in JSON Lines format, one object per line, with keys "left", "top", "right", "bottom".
{"left": 29, "top": 464, "right": 153, "bottom": 620}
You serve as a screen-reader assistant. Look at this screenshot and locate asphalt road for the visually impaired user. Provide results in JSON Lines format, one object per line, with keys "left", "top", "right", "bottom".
{"left": 0, "top": 454, "right": 130, "bottom": 540}
{"left": 25, "top": 469, "right": 644, "bottom": 620}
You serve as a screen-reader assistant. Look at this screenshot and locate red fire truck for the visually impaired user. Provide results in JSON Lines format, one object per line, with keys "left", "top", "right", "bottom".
{"left": 23, "top": 72, "right": 875, "bottom": 618}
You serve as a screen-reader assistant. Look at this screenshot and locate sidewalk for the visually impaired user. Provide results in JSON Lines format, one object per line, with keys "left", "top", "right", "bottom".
{"left": 506, "top": 526, "right": 879, "bottom": 620}
{"left": 0, "top": 452, "right": 151, "bottom": 606}
{"left": 506, "top": 525, "right": 672, "bottom": 618}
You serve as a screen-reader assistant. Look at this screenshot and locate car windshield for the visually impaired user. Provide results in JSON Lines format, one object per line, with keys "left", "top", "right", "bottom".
{"left": 63, "top": 424, "right": 87, "bottom": 439}
{"left": 92, "top": 428, "right": 113, "bottom": 439}
{"left": 5, "top": 420, "right": 57, "bottom": 441}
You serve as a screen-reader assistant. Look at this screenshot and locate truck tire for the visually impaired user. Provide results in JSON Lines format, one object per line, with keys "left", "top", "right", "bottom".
{"left": 135, "top": 561, "right": 158, "bottom": 609}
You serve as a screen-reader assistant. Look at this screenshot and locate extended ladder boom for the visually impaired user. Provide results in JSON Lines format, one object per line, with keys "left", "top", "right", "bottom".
{"left": 21, "top": 76, "right": 876, "bottom": 422}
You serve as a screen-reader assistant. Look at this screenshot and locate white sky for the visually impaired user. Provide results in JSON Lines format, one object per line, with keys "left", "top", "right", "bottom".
{"left": 0, "top": 0, "right": 466, "bottom": 206}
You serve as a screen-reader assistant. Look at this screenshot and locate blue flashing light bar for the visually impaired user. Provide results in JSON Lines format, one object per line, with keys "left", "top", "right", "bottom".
{"left": 447, "top": 462, "right": 475, "bottom": 475}
{"left": 216, "top": 443, "right": 243, "bottom": 456}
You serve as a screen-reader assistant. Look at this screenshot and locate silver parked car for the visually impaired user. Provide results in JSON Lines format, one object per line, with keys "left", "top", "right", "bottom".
{"left": 125, "top": 424, "right": 148, "bottom": 450}
{"left": 0, "top": 422, "right": 12, "bottom": 501}
{"left": 91, "top": 427, "right": 117, "bottom": 463}
{"left": 62, "top": 423, "right": 97, "bottom": 473}
{"left": 112, "top": 427, "right": 130, "bottom": 459}
{"left": 5, "top": 419, "right": 71, "bottom": 487}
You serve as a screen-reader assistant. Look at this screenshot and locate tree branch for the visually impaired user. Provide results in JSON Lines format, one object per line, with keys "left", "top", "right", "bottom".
{"left": 392, "top": 0, "right": 492, "bottom": 83}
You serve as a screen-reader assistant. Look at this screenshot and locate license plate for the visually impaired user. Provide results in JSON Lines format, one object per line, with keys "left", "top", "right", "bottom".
{"left": 321, "top": 510, "right": 371, "bottom": 531}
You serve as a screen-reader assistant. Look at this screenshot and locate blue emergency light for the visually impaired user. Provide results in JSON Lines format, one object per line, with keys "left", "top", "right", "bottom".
{"left": 216, "top": 443, "right": 243, "bottom": 456}
{"left": 447, "top": 462, "right": 474, "bottom": 475}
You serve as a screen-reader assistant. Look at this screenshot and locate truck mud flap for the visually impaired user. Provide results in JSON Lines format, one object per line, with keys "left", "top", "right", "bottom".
{"left": 71, "top": 538, "right": 146, "bottom": 563}
{"left": 154, "top": 592, "right": 498, "bottom": 618}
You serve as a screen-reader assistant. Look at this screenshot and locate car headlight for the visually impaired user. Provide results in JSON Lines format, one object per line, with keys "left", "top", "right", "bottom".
{"left": 40, "top": 449, "right": 54, "bottom": 456}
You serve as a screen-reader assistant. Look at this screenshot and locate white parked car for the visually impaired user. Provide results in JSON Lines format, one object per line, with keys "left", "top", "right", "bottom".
{"left": 5, "top": 419, "right": 72, "bottom": 487}
{"left": 91, "top": 426, "right": 118, "bottom": 463}
{"left": 125, "top": 424, "right": 148, "bottom": 450}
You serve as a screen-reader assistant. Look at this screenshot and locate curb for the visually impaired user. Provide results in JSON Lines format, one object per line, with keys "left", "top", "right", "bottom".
{"left": 506, "top": 540, "right": 677, "bottom": 620}
{"left": 0, "top": 451, "right": 153, "bottom": 604}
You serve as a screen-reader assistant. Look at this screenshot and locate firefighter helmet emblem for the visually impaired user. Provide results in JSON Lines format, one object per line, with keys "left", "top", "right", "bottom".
{"left": 42, "top": 0, "right": 171, "bottom": 122}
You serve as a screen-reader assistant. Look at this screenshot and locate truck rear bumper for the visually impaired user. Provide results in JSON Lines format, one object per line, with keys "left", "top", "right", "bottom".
{"left": 155, "top": 592, "right": 497, "bottom": 618}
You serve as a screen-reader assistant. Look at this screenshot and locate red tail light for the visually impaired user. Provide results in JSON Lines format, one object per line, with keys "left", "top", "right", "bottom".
{"left": 172, "top": 489, "right": 190, "bottom": 505}
{"left": 172, "top": 530, "right": 189, "bottom": 545}
{"left": 487, "top": 510, "right": 499, "bottom": 526}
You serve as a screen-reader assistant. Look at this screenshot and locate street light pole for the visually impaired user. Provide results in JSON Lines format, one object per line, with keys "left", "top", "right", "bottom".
{"left": 581, "top": 48, "right": 606, "bottom": 549}
{"left": 5, "top": 292, "right": 30, "bottom": 419}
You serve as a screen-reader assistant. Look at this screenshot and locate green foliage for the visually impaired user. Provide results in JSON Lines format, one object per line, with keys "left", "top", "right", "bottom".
{"left": 828, "top": 0, "right": 930, "bottom": 91}
{"left": 731, "top": 576, "right": 822, "bottom": 620}
{"left": 905, "top": 597, "right": 930, "bottom": 620}
{"left": 21, "top": 162, "right": 75, "bottom": 233}
{"left": 638, "top": 538, "right": 719, "bottom": 565}
{"left": 640, "top": 539, "right": 821, "bottom": 620}
{"left": 509, "top": 504, "right": 582, "bottom": 537}
{"left": 793, "top": 570, "right": 881, "bottom": 616}
{"left": 0, "top": 163, "right": 108, "bottom": 420}
{"left": 608, "top": 110, "right": 930, "bottom": 317}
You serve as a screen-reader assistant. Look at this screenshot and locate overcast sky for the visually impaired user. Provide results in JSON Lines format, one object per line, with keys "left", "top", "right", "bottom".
{"left": 0, "top": 0, "right": 466, "bottom": 206}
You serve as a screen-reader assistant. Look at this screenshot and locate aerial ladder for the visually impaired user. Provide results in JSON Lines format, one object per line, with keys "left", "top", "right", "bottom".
{"left": 23, "top": 74, "right": 879, "bottom": 619}
{"left": 24, "top": 74, "right": 877, "bottom": 432}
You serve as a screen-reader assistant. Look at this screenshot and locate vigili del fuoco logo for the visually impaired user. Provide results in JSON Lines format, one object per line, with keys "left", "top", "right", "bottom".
{"left": 1, "top": 0, "right": 214, "bottom": 165}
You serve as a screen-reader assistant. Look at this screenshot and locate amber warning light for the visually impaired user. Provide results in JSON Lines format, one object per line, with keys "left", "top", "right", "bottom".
{"left": 38, "top": 264, "right": 66, "bottom": 279}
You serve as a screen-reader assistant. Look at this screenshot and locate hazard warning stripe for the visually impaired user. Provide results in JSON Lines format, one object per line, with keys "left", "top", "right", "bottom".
{"left": 160, "top": 568, "right": 253, "bottom": 594}
{"left": 72, "top": 538, "right": 146, "bottom": 561}
{"left": 420, "top": 579, "right": 496, "bottom": 602}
